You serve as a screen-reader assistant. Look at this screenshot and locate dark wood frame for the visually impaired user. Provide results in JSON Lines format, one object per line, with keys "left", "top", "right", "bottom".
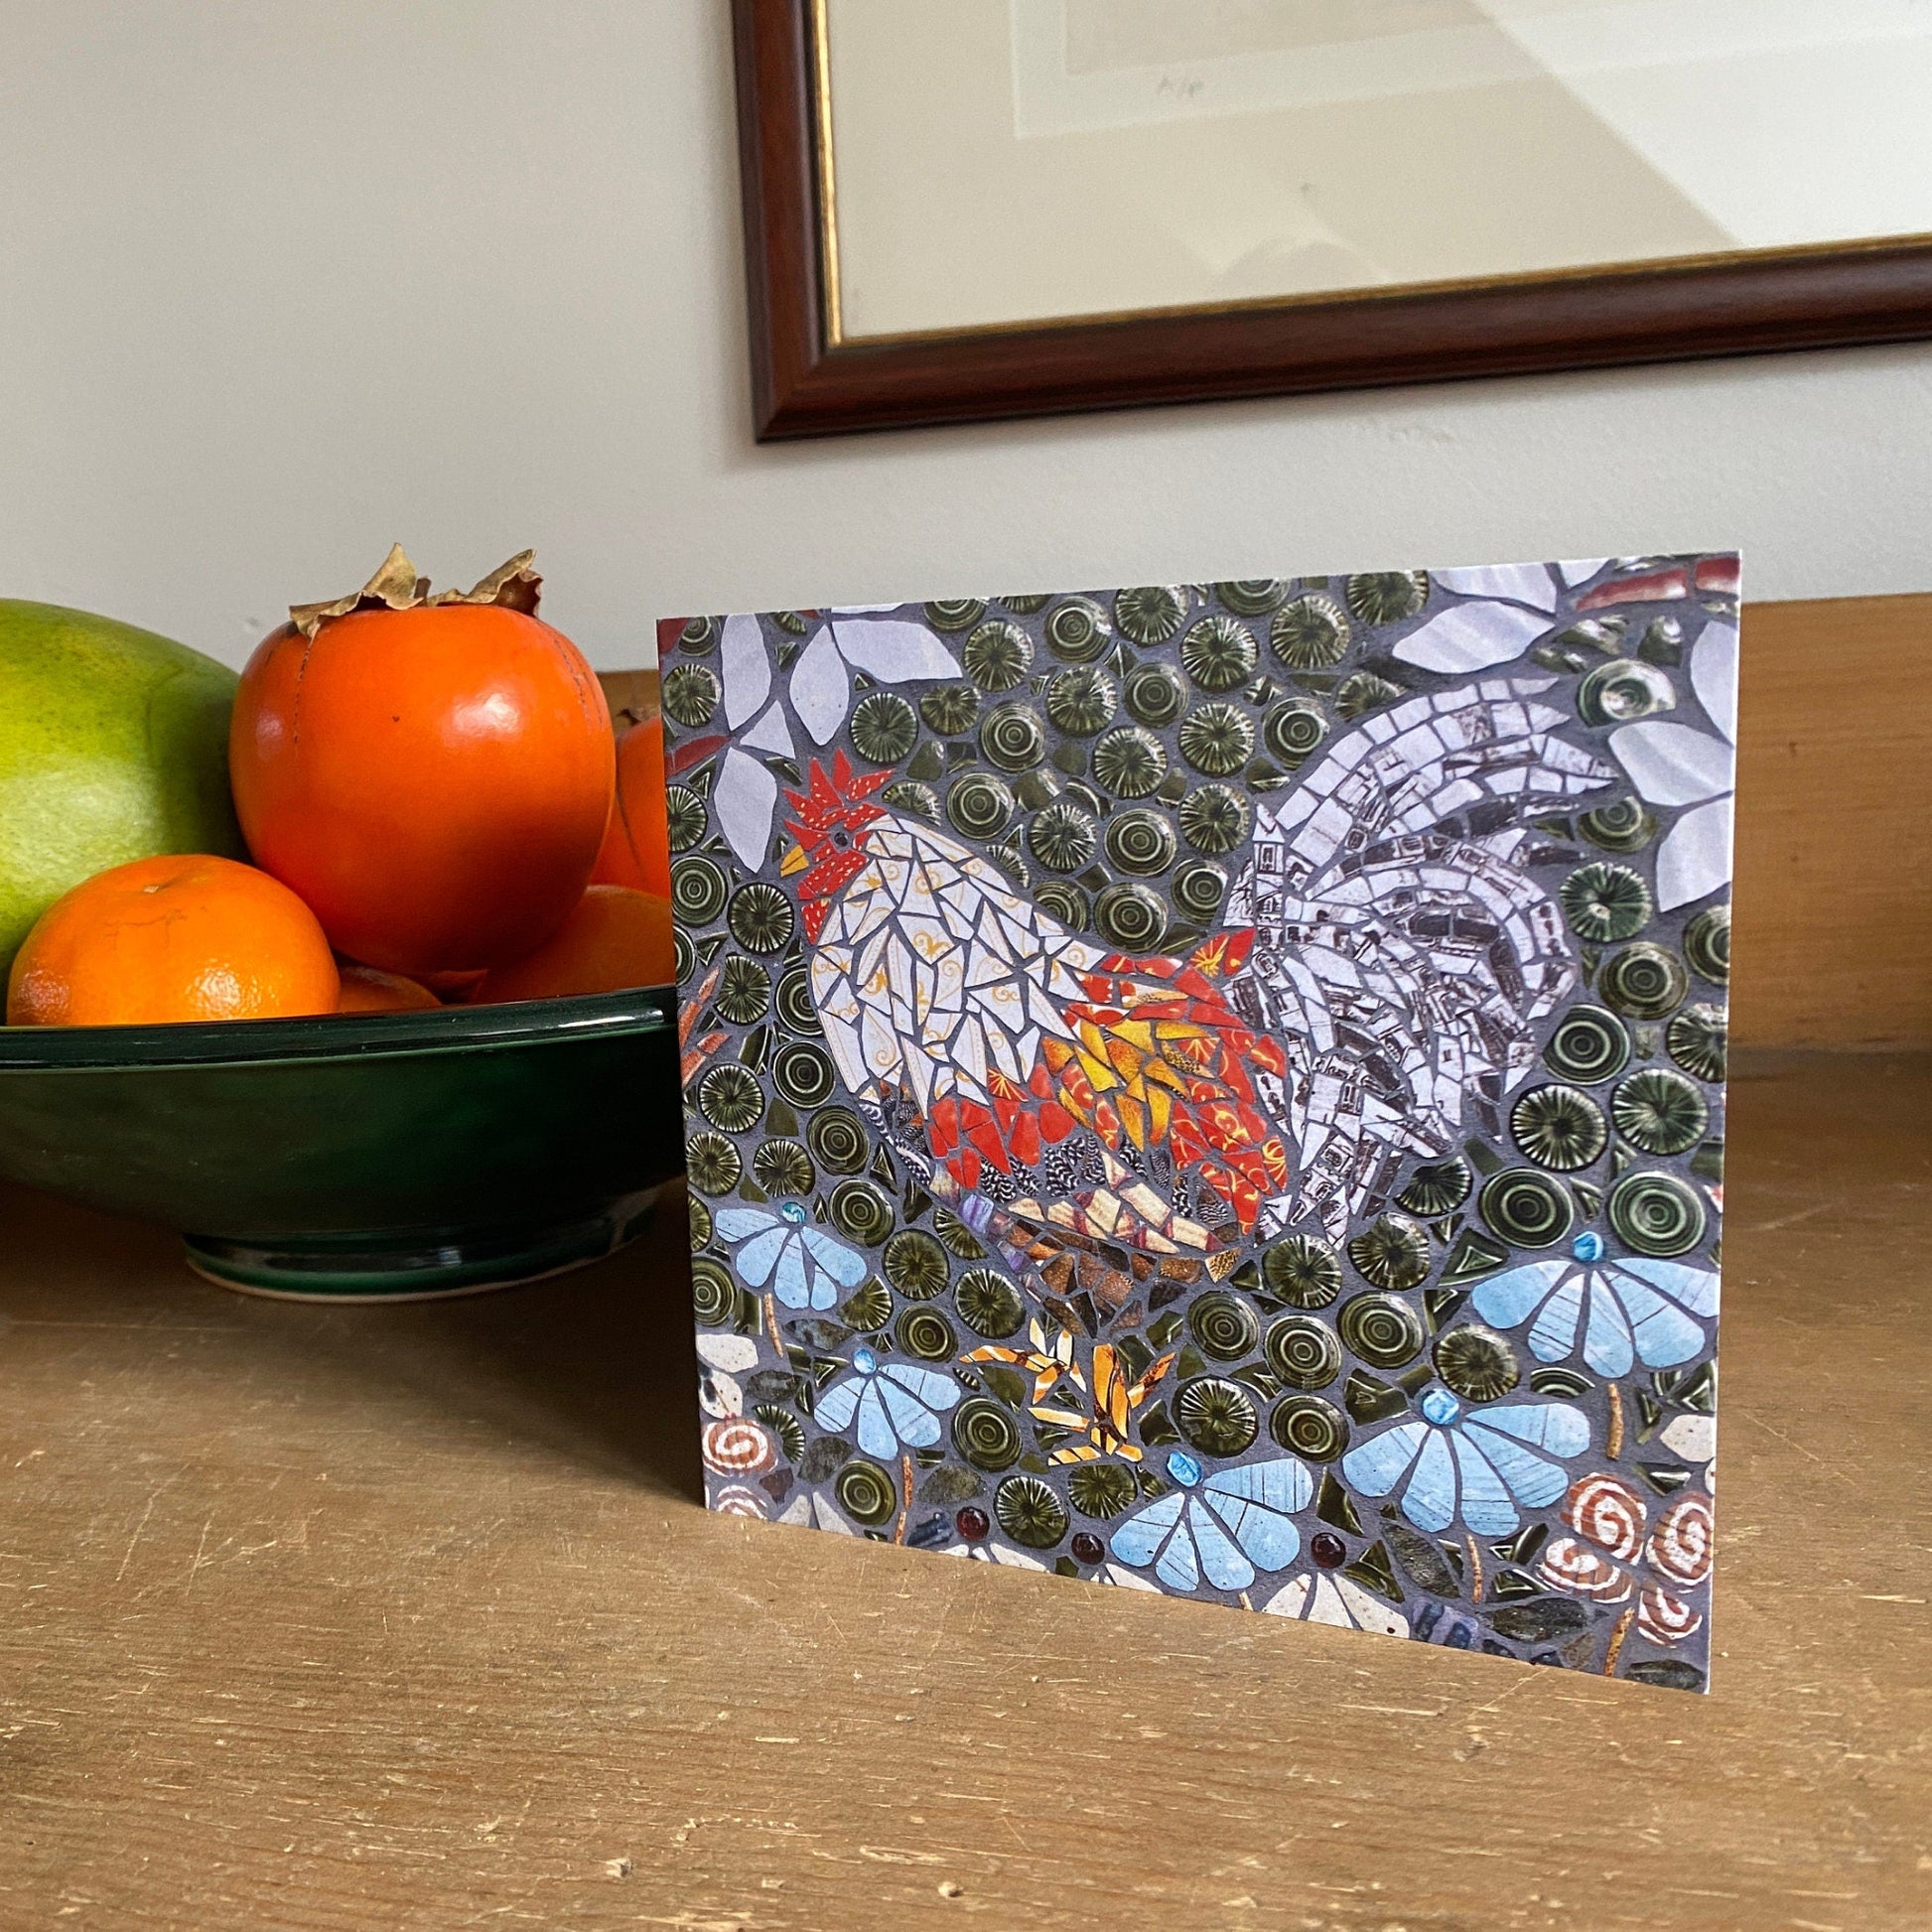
{"left": 734, "top": 0, "right": 1932, "bottom": 442}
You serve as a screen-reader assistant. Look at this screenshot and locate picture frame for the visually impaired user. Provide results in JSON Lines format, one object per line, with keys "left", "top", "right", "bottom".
{"left": 733, "top": 0, "right": 1932, "bottom": 441}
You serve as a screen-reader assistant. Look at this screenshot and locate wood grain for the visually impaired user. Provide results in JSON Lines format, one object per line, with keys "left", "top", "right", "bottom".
{"left": 597, "top": 667, "right": 659, "bottom": 732}
{"left": 731, "top": 1, "right": 1932, "bottom": 441}
{"left": 0, "top": 1054, "right": 1926, "bottom": 1929}
{"left": 1734, "top": 594, "right": 1932, "bottom": 1048}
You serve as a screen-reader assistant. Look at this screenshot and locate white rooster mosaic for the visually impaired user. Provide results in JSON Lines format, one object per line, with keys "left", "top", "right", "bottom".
{"left": 670, "top": 558, "right": 1734, "bottom": 1690}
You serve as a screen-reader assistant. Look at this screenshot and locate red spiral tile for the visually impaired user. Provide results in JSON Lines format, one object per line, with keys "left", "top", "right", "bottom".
{"left": 702, "top": 1418, "right": 776, "bottom": 1476}
{"left": 1535, "top": 1534, "right": 1632, "bottom": 1602}
{"left": 1561, "top": 1471, "right": 1647, "bottom": 1561}
{"left": 1638, "top": 1584, "right": 1704, "bottom": 1647}
{"left": 1647, "top": 1491, "right": 1714, "bottom": 1587}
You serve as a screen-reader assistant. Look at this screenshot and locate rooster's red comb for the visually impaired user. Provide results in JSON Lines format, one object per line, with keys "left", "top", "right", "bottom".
{"left": 783, "top": 752, "right": 892, "bottom": 823}
{"left": 782, "top": 753, "right": 894, "bottom": 853}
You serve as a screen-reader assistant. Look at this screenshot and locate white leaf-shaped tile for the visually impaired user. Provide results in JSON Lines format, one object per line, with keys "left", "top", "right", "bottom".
{"left": 720, "top": 614, "right": 771, "bottom": 730}
{"left": 714, "top": 746, "right": 779, "bottom": 870}
{"left": 777, "top": 1492, "right": 856, "bottom": 1535}
{"left": 791, "top": 625, "right": 851, "bottom": 744}
{"left": 1394, "top": 601, "right": 1548, "bottom": 673}
{"left": 1690, "top": 621, "right": 1738, "bottom": 744}
{"left": 1660, "top": 1414, "right": 1717, "bottom": 1464}
{"left": 743, "top": 698, "right": 795, "bottom": 758}
{"left": 943, "top": 1541, "right": 1048, "bottom": 1570}
{"left": 1611, "top": 720, "right": 1732, "bottom": 807}
{"left": 1262, "top": 1572, "right": 1409, "bottom": 1638}
{"left": 829, "top": 617, "right": 962, "bottom": 683}
{"left": 696, "top": 1332, "right": 760, "bottom": 1373}
{"left": 1655, "top": 795, "right": 1732, "bottom": 910}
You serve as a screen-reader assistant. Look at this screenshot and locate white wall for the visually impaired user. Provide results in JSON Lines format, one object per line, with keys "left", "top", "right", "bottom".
{"left": 2, "top": 1, "right": 1928, "bottom": 673}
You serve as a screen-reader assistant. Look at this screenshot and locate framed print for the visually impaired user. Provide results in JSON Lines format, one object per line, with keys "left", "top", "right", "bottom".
{"left": 734, "top": 0, "right": 1932, "bottom": 438}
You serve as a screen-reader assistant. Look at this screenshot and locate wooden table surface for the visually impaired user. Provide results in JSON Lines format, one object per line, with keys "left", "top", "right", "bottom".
{"left": 1, "top": 1053, "right": 1925, "bottom": 1930}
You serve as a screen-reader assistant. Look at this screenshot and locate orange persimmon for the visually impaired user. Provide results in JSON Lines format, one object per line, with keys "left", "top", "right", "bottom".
{"left": 229, "top": 548, "right": 614, "bottom": 977}
{"left": 468, "top": 886, "right": 675, "bottom": 1005}
{"left": 591, "top": 714, "right": 672, "bottom": 899}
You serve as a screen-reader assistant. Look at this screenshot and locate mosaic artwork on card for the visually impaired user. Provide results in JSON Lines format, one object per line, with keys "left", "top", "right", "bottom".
{"left": 666, "top": 557, "right": 1734, "bottom": 1693}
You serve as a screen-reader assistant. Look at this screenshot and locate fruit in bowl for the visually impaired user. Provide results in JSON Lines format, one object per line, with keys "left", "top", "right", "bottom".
{"left": 5, "top": 553, "right": 675, "bottom": 1021}
{"left": 0, "top": 550, "right": 682, "bottom": 1295}
{"left": 0, "top": 982, "right": 680, "bottom": 1297}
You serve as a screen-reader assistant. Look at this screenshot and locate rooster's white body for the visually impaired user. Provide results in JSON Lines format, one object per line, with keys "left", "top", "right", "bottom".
{"left": 790, "top": 677, "right": 1614, "bottom": 1274}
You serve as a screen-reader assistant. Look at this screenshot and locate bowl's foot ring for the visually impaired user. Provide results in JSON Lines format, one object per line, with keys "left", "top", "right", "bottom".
{"left": 183, "top": 1189, "right": 662, "bottom": 1302}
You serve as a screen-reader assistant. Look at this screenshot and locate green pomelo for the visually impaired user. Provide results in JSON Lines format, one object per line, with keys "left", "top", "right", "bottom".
{"left": 0, "top": 600, "right": 244, "bottom": 983}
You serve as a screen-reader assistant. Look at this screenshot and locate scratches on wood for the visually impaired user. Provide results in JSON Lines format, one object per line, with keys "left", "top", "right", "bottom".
{"left": 0, "top": 1054, "right": 1925, "bottom": 1928}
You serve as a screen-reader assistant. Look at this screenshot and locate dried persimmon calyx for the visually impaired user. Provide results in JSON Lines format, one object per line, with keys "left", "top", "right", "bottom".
{"left": 287, "top": 545, "right": 542, "bottom": 638}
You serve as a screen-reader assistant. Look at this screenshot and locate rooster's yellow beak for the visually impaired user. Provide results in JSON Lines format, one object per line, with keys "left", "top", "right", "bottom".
{"left": 778, "top": 844, "right": 809, "bottom": 879}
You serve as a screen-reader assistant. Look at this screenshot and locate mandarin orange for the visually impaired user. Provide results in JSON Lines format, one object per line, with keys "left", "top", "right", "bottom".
{"left": 336, "top": 963, "right": 440, "bottom": 1014}
{"left": 6, "top": 854, "right": 340, "bottom": 1027}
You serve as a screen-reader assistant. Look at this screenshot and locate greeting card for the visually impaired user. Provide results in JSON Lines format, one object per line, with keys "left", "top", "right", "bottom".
{"left": 666, "top": 557, "right": 1733, "bottom": 1691}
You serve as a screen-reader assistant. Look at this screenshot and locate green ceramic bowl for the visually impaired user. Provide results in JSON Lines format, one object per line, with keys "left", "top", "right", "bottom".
{"left": 0, "top": 988, "right": 682, "bottom": 1299}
